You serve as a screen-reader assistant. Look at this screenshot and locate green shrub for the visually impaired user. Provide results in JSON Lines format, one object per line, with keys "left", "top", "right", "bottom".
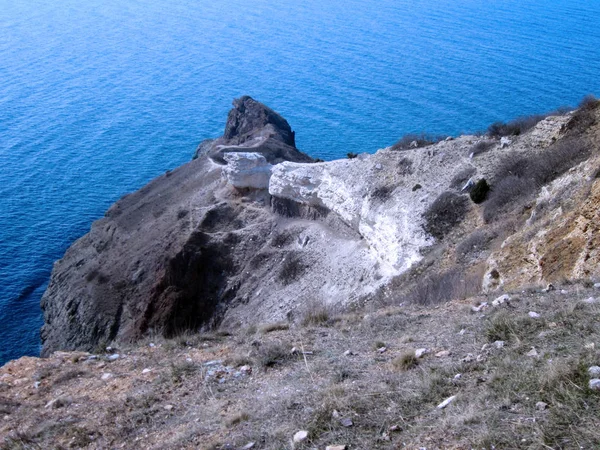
{"left": 469, "top": 179, "right": 490, "bottom": 204}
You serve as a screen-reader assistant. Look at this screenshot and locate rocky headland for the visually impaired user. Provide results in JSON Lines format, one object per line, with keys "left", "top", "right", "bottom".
{"left": 3, "top": 95, "right": 600, "bottom": 449}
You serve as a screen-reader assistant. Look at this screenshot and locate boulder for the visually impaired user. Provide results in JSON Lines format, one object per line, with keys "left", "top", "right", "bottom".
{"left": 222, "top": 152, "right": 272, "bottom": 189}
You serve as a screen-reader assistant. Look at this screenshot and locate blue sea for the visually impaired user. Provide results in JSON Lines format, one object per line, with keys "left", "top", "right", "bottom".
{"left": 1, "top": 0, "right": 600, "bottom": 365}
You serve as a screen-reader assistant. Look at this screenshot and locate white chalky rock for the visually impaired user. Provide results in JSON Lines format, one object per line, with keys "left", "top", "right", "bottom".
{"left": 222, "top": 152, "right": 273, "bottom": 189}
{"left": 437, "top": 395, "right": 457, "bottom": 409}
{"left": 293, "top": 430, "right": 309, "bottom": 443}
{"left": 588, "top": 366, "right": 600, "bottom": 377}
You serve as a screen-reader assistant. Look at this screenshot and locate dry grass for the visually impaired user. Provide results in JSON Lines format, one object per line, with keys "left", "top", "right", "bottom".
{"left": 4, "top": 284, "right": 600, "bottom": 449}
{"left": 259, "top": 322, "right": 290, "bottom": 334}
{"left": 392, "top": 351, "right": 418, "bottom": 371}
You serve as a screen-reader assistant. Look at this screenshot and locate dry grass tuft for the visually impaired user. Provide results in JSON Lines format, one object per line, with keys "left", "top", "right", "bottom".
{"left": 226, "top": 412, "right": 250, "bottom": 427}
{"left": 259, "top": 322, "right": 290, "bottom": 334}
{"left": 392, "top": 351, "right": 418, "bottom": 371}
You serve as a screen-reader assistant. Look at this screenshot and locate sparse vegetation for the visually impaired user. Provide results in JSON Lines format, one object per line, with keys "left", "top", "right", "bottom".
{"left": 259, "top": 322, "right": 290, "bottom": 334}
{"left": 346, "top": 152, "right": 358, "bottom": 159}
{"left": 278, "top": 253, "right": 307, "bottom": 285}
{"left": 398, "top": 266, "right": 483, "bottom": 306}
{"left": 469, "top": 139, "right": 495, "bottom": 156}
{"left": 300, "top": 301, "right": 331, "bottom": 327}
{"left": 488, "top": 114, "right": 549, "bottom": 137}
{"left": 565, "top": 94, "right": 599, "bottom": 134}
{"left": 484, "top": 136, "right": 590, "bottom": 222}
{"left": 391, "top": 133, "right": 448, "bottom": 151}
{"left": 169, "top": 360, "right": 198, "bottom": 383}
{"left": 455, "top": 228, "right": 497, "bottom": 262}
{"left": 450, "top": 167, "right": 476, "bottom": 190}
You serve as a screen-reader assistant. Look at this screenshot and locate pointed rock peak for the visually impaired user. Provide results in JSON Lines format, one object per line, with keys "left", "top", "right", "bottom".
{"left": 224, "top": 96, "right": 296, "bottom": 147}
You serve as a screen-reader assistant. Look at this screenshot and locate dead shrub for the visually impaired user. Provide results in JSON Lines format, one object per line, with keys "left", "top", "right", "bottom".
{"left": 392, "top": 351, "right": 419, "bottom": 371}
{"left": 226, "top": 412, "right": 250, "bottom": 427}
{"left": 300, "top": 300, "right": 333, "bottom": 327}
{"left": 256, "top": 342, "right": 292, "bottom": 369}
{"left": 488, "top": 114, "right": 549, "bottom": 137}
{"left": 482, "top": 176, "right": 533, "bottom": 223}
{"left": 423, "top": 191, "right": 470, "bottom": 240}
{"left": 259, "top": 322, "right": 289, "bottom": 334}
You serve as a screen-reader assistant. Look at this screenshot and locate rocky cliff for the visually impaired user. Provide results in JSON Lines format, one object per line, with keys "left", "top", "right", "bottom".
{"left": 40, "top": 96, "right": 600, "bottom": 357}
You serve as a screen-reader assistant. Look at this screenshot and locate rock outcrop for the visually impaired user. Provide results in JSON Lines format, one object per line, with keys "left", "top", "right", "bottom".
{"left": 40, "top": 96, "right": 600, "bottom": 356}
{"left": 193, "top": 95, "right": 312, "bottom": 165}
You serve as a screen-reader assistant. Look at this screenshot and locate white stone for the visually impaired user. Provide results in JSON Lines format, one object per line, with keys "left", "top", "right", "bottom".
{"left": 589, "top": 379, "right": 600, "bottom": 391}
{"left": 326, "top": 446, "right": 347, "bottom": 450}
{"left": 142, "top": 368, "right": 152, "bottom": 374}
{"left": 536, "top": 401, "right": 548, "bottom": 411}
{"left": 293, "top": 430, "right": 309, "bottom": 443}
{"left": 583, "top": 297, "right": 598, "bottom": 304}
{"left": 588, "top": 366, "right": 600, "bottom": 377}
{"left": 528, "top": 312, "right": 541, "bottom": 319}
{"left": 500, "top": 137, "right": 511, "bottom": 148}
{"left": 453, "top": 374, "right": 462, "bottom": 380}
{"left": 492, "top": 294, "right": 510, "bottom": 307}
{"left": 415, "top": 348, "right": 429, "bottom": 358}
{"left": 437, "top": 395, "right": 457, "bottom": 409}
{"left": 164, "top": 404, "right": 174, "bottom": 411}
{"left": 494, "top": 340, "right": 505, "bottom": 349}
{"left": 107, "top": 354, "right": 120, "bottom": 361}
{"left": 101, "top": 373, "right": 113, "bottom": 381}
{"left": 435, "top": 350, "right": 450, "bottom": 358}
{"left": 526, "top": 347, "right": 539, "bottom": 358}
{"left": 471, "top": 302, "right": 488, "bottom": 313}
{"left": 222, "top": 152, "right": 273, "bottom": 189}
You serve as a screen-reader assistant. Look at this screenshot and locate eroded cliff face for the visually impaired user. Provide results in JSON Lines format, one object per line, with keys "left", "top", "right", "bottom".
{"left": 40, "top": 96, "right": 600, "bottom": 356}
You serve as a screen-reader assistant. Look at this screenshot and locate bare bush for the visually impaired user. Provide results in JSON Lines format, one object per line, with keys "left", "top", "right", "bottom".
{"left": 484, "top": 136, "right": 590, "bottom": 222}
{"left": 423, "top": 192, "right": 470, "bottom": 240}
{"left": 483, "top": 176, "right": 533, "bottom": 223}
{"left": 488, "top": 114, "right": 548, "bottom": 137}
{"left": 256, "top": 342, "right": 292, "bottom": 369}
